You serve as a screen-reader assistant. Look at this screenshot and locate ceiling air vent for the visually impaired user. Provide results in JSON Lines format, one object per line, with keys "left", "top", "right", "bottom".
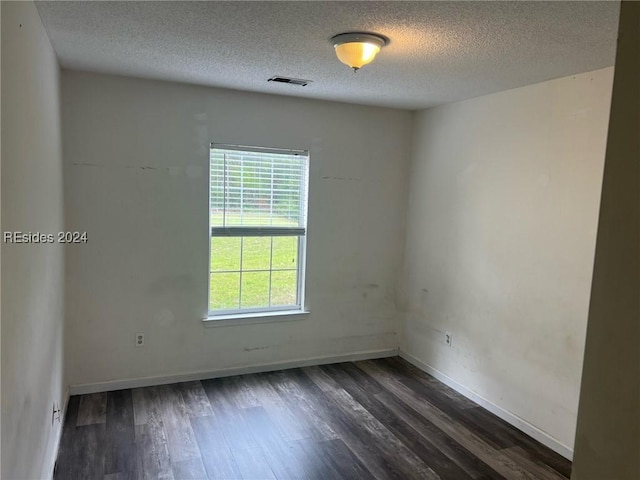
{"left": 268, "top": 76, "right": 311, "bottom": 87}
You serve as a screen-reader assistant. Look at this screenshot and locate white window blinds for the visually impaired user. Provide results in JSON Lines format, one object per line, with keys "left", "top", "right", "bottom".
{"left": 210, "top": 144, "right": 309, "bottom": 236}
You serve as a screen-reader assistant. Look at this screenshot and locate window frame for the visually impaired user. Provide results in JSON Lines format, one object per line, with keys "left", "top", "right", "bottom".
{"left": 207, "top": 143, "right": 309, "bottom": 318}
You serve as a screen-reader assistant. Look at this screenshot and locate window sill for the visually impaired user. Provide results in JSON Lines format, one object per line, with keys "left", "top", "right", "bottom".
{"left": 202, "top": 309, "right": 310, "bottom": 327}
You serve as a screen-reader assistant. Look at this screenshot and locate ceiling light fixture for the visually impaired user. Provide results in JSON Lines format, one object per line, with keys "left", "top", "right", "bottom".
{"left": 331, "top": 32, "right": 388, "bottom": 72}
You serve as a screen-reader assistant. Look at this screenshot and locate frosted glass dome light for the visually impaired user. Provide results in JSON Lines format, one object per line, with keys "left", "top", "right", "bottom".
{"left": 331, "top": 32, "right": 388, "bottom": 72}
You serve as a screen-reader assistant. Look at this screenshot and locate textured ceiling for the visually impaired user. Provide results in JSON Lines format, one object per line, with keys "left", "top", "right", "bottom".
{"left": 36, "top": 1, "right": 620, "bottom": 110}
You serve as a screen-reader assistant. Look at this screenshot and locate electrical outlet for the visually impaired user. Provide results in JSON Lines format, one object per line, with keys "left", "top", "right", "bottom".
{"left": 445, "top": 332, "right": 452, "bottom": 347}
{"left": 135, "top": 332, "right": 145, "bottom": 347}
{"left": 52, "top": 402, "right": 61, "bottom": 425}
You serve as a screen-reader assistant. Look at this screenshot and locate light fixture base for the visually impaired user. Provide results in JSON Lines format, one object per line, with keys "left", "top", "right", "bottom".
{"left": 331, "top": 32, "right": 388, "bottom": 49}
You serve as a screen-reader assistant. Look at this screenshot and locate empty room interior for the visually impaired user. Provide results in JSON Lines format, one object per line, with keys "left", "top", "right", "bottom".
{"left": 2, "top": 1, "right": 639, "bottom": 479}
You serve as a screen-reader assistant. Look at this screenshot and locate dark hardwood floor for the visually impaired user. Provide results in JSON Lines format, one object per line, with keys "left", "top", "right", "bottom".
{"left": 54, "top": 357, "right": 571, "bottom": 480}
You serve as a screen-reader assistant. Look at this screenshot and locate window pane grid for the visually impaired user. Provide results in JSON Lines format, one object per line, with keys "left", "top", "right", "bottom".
{"left": 268, "top": 236, "right": 274, "bottom": 308}
{"left": 237, "top": 236, "right": 244, "bottom": 310}
{"left": 209, "top": 234, "right": 300, "bottom": 310}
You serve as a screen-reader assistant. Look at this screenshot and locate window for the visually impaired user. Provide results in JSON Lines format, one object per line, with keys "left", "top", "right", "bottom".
{"left": 208, "top": 143, "right": 309, "bottom": 317}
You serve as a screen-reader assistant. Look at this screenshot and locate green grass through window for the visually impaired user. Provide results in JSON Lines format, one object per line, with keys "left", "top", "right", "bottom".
{"left": 209, "top": 228, "right": 300, "bottom": 311}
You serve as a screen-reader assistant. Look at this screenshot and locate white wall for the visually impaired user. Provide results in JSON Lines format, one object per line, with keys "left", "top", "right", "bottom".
{"left": 400, "top": 67, "right": 614, "bottom": 455}
{"left": 62, "top": 71, "right": 412, "bottom": 388}
{"left": 1, "top": 3, "right": 3, "bottom": 476}
{"left": 1, "top": 2, "right": 66, "bottom": 479}
{"left": 572, "top": 3, "right": 640, "bottom": 478}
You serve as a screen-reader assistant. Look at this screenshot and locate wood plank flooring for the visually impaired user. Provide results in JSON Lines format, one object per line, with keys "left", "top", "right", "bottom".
{"left": 55, "top": 358, "right": 571, "bottom": 480}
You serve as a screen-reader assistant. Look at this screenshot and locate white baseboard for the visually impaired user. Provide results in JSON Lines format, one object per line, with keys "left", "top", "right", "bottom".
{"left": 399, "top": 350, "right": 574, "bottom": 461}
{"left": 69, "top": 348, "right": 399, "bottom": 395}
